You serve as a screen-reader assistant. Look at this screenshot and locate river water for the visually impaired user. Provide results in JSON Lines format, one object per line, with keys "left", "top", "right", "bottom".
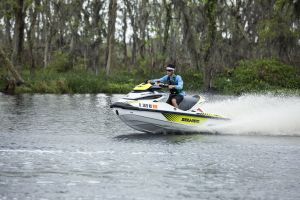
{"left": 0, "top": 93, "right": 300, "bottom": 200}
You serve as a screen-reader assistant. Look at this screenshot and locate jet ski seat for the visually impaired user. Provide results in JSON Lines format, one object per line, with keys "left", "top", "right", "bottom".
{"left": 178, "top": 95, "right": 200, "bottom": 111}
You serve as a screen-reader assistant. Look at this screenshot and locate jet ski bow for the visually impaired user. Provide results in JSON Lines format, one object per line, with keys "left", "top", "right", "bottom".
{"left": 110, "top": 83, "right": 229, "bottom": 134}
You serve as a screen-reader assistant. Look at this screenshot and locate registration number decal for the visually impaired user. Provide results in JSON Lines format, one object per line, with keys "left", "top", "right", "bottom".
{"left": 139, "top": 103, "right": 158, "bottom": 109}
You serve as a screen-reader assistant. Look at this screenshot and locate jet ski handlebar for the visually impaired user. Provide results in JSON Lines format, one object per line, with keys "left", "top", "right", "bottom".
{"left": 146, "top": 80, "right": 169, "bottom": 88}
{"left": 157, "top": 83, "right": 169, "bottom": 88}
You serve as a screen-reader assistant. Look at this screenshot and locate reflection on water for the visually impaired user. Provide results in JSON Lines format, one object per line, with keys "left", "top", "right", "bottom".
{"left": 114, "top": 133, "right": 206, "bottom": 144}
{"left": 0, "top": 93, "right": 300, "bottom": 200}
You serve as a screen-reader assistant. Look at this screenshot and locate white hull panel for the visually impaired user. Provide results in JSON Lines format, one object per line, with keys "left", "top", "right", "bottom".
{"left": 113, "top": 108, "right": 218, "bottom": 134}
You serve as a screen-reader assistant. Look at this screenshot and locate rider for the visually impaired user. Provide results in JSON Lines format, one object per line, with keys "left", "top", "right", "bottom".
{"left": 149, "top": 64, "right": 185, "bottom": 108}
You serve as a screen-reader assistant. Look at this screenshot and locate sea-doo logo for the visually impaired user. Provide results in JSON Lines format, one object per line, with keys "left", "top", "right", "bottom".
{"left": 181, "top": 118, "right": 200, "bottom": 123}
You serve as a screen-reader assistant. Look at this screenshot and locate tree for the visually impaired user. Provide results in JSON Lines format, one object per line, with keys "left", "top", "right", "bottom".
{"left": 121, "top": 5, "right": 128, "bottom": 66}
{"left": 162, "top": 0, "right": 172, "bottom": 53}
{"left": 11, "top": 0, "right": 26, "bottom": 68}
{"left": 203, "top": 0, "right": 217, "bottom": 91}
{"left": 26, "top": 0, "right": 40, "bottom": 76}
{"left": 174, "top": 0, "right": 200, "bottom": 70}
{"left": 105, "top": 0, "right": 117, "bottom": 76}
{"left": 125, "top": 0, "right": 139, "bottom": 66}
{"left": 0, "top": 0, "right": 298, "bottom": 89}
{"left": 138, "top": 0, "right": 149, "bottom": 59}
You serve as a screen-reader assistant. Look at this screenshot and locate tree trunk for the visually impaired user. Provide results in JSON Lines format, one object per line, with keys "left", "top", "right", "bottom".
{"left": 122, "top": 7, "right": 128, "bottom": 67}
{"left": 174, "top": 0, "right": 200, "bottom": 70}
{"left": 138, "top": 0, "right": 149, "bottom": 59}
{"left": 91, "top": 1, "right": 104, "bottom": 74}
{"left": 11, "top": 0, "right": 25, "bottom": 68}
{"left": 162, "top": 0, "right": 172, "bottom": 53}
{"left": 43, "top": 0, "right": 50, "bottom": 68}
{"left": 27, "top": 0, "right": 40, "bottom": 76}
{"left": 69, "top": 1, "right": 83, "bottom": 70}
{"left": 4, "top": 13, "right": 12, "bottom": 50}
{"left": 125, "top": 0, "right": 138, "bottom": 66}
{"left": 105, "top": 0, "right": 118, "bottom": 76}
{"left": 203, "top": 0, "right": 217, "bottom": 92}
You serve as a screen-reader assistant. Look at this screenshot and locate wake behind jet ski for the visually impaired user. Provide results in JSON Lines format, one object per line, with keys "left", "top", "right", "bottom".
{"left": 110, "top": 82, "right": 229, "bottom": 134}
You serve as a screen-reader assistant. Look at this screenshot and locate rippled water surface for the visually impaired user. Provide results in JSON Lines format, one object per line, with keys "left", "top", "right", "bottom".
{"left": 0, "top": 93, "right": 300, "bottom": 200}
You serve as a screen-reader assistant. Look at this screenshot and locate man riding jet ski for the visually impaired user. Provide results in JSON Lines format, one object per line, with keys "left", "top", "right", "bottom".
{"left": 148, "top": 64, "right": 184, "bottom": 109}
{"left": 110, "top": 65, "right": 229, "bottom": 134}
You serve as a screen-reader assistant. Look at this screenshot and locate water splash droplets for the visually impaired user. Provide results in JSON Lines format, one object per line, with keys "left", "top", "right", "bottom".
{"left": 202, "top": 94, "right": 300, "bottom": 136}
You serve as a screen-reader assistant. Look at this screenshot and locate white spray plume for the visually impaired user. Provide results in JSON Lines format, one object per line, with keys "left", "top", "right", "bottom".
{"left": 201, "top": 94, "right": 300, "bottom": 136}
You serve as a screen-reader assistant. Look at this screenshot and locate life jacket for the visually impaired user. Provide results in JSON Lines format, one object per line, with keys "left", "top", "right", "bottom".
{"left": 167, "top": 75, "right": 182, "bottom": 95}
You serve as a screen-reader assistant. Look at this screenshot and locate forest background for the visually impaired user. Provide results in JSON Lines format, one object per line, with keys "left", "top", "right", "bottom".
{"left": 0, "top": 0, "right": 299, "bottom": 95}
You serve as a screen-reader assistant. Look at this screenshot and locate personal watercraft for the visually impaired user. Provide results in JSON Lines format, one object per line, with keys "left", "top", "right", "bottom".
{"left": 110, "top": 83, "right": 229, "bottom": 134}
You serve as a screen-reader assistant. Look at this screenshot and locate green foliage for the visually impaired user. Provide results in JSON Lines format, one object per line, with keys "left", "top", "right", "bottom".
{"left": 66, "top": 73, "right": 100, "bottom": 93}
{"left": 103, "top": 83, "right": 133, "bottom": 94}
{"left": 0, "top": 0, "right": 15, "bottom": 18}
{"left": 9, "top": 59, "right": 300, "bottom": 95}
{"left": 258, "top": 0, "right": 298, "bottom": 51}
{"left": 258, "top": 17, "right": 297, "bottom": 44}
{"left": 0, "top": 79, "right": 5, "bottom": 91}
{"left": 182, "top": 71, "right": 203, "bottom": 91}
{"left": 48, "top": 51, "right": 72, "bottom": 72}
{"left": 214, "top": 59, "right": 300, "bottom": 94}
{"left": 0, "top": 66, "right": 6, "bottom": 90}
{"left": 134, "top": 58, "right": 153, "bottom": 77}
{"left": 15, "top": 69, "right": 137, "bottom": 94}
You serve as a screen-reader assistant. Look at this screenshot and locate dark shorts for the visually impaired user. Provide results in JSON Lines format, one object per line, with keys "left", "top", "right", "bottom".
{"left": 167, "top": 94, "right": 184, "bottom": 105}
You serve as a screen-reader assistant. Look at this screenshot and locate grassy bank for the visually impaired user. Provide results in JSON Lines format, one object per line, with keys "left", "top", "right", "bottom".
{"left": 9, "top": 69, "right": 204, "bottom": 94}
{"left": 1, "top": 59, "right": 299, "bottom": 95}
{"left": 13, "top": 70, "right": 137, "bottom": 94}
{"left": 214, "top": 59, "right": 300, "bottom": 95}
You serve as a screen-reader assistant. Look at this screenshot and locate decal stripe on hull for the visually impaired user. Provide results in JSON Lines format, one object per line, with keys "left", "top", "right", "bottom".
{"left": 163, "top": 113, "right": 208, "bottom": 126}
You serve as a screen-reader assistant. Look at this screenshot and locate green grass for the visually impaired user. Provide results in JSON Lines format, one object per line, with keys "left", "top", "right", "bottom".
{"left": 12, "top": 68, "right": 205, "bottom": 94}
{"left": 13, "top": 69, "right": 146, "bottom": 94}
{"left": 2, "top": 58, "right": 299, "bottom": 95}
{"left": 214, "top": 59, "right": 300, "bottom": 95}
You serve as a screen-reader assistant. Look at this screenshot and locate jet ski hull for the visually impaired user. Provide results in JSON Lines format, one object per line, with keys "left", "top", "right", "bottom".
{"left": 110, "top": 83, "right": 229, "bottom": 134}
{"left": 112, "top": 105, "right": 228, "bottom": 134}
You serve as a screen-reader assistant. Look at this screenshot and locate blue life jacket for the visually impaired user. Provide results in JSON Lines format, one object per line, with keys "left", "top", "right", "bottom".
{"left": 167, "top": 76, "right": 182, "bottom": 94}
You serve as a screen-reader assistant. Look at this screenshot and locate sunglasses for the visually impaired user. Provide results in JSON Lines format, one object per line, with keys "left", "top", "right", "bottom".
{"left": 166, "top": 70, "right": 173, "bottom": 72}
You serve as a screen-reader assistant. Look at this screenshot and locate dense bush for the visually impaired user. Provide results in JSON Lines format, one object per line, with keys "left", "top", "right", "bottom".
{"left": 15, "top": 69, "right": 139, "bottom": 94}
{"left": 48, "top": 51, "right": 72, "bottom": 72}
{"left": 214, "top": 59, "right": 300, "bottom": 94}
{"left": 6, "top": 59, "right": 300, "bottom": 95}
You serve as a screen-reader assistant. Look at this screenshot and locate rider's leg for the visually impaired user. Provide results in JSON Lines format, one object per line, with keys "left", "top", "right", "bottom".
{"left": 172, "top": 95, "right": 184, "bottom": 108}
{"left": 171, "top": 98, "right": 179, "bottom": 108}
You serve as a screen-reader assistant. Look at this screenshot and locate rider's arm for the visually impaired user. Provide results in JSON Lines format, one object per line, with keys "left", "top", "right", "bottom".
{"left": 151, "top": 75, "right": 168, "bottom": 84}
{"left": 174, "top": 75, "right": 183, "bottom": 90}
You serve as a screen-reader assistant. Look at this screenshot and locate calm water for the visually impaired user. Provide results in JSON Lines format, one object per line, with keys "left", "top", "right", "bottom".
{"left": 0, "top": 93, "right": 300, "bottom": 200}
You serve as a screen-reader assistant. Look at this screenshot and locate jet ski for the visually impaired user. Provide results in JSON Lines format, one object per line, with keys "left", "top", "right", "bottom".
{"left": 110, "top": 83, "right": 229, "bottom": 134}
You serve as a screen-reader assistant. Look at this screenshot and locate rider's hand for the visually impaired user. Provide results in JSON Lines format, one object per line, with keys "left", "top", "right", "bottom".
{"left": 168, "top": 85, "right": 175, "bottom": 89}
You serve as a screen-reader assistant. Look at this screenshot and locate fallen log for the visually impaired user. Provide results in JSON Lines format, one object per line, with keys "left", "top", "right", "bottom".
{"left": 0, "top": 47, "right": 25, "bottom": 85}
{"left": 0, "top": 47, "right": 25, "bottom": 94}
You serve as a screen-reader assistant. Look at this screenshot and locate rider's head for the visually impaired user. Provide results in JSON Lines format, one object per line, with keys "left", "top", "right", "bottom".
{"left": 166, "top": 64, "right": 175, "bottom": 76}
